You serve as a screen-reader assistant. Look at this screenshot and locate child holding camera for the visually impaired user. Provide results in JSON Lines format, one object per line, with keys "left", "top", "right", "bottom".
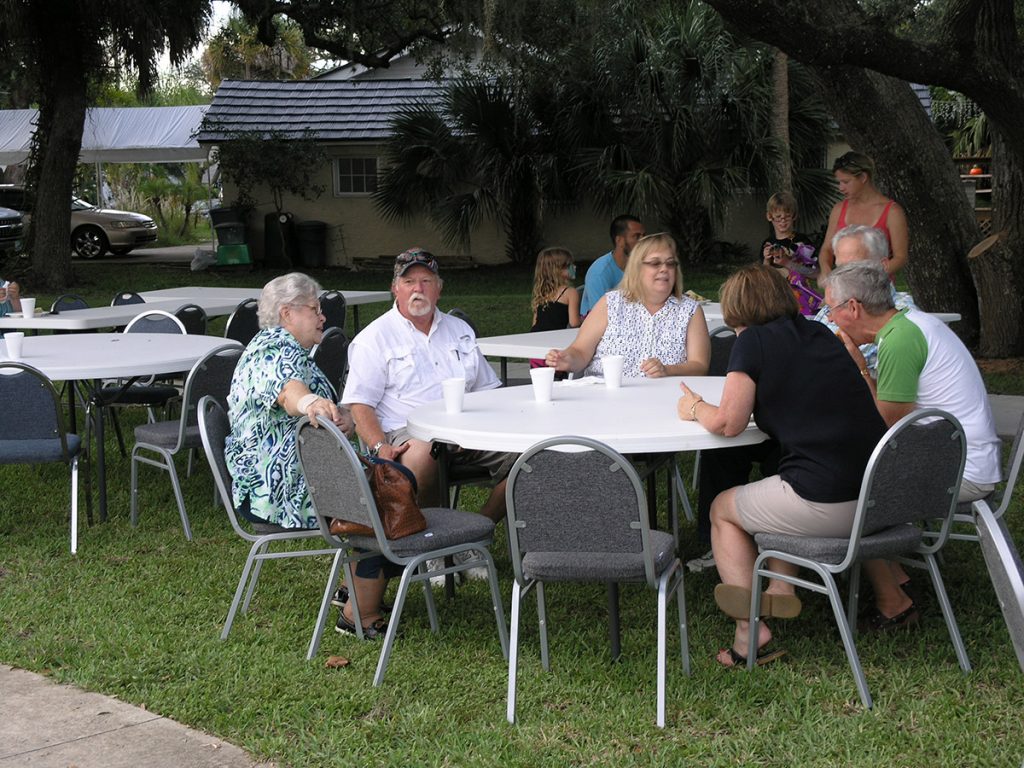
{"left": 760, "top": 192, "right": 821, "bottom": 316}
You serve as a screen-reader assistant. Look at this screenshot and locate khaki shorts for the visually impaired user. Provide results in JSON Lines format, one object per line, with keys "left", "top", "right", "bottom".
{"left": 959, "top": 478, "right": 995, "bottom": 503}
{"left": 734, "top": 475, "right": 858, "bottom": 538}
{"left": 386, "top": 426, "right": 515, "bottom": 482}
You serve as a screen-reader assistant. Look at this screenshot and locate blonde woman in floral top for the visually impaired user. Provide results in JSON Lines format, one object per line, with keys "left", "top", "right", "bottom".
{"left": 545, "top": 233, "right": 710, "bottom": 378}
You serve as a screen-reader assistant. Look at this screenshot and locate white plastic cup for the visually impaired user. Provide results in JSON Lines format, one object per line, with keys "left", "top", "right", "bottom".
{"left": 20, "top": 297, "right": 35, "bottom": 317}
{"left": 530, "top": 366, "right": 556, "bottom": 403}
{"left": 5, "top": 331, "right": 24, "bottom": 360}
{"left": 442, "top": 377, "right": 466, "bottom": 414}
{"left": 602, "top": 355, "right": 625, "bottom": 389}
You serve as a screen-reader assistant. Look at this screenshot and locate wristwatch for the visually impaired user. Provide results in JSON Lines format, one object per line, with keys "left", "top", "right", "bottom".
{"left": 369, "top": 440, "right": 385, "bottom": 457}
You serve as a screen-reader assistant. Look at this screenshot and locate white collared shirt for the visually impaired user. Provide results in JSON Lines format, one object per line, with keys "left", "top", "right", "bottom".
{"left": 342, "top": 304, "right": 500, "bottom": 432}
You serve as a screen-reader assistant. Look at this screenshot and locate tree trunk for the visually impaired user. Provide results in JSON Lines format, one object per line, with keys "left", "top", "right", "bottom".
{"left": 814, "top": 66, "right": 983, "bottom": 347}
{"left": 974, "top": 129, "right": 1024, "bottom": 355}
{"left": 25, "top": 5, "right": 89, "bottom": 291}
{"left": 770, "top": 49, "right": 792, "bottom": 192}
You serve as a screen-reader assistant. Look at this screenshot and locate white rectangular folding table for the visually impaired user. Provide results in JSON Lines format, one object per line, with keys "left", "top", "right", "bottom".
{"left": 139, "top": 286, "right": 393, "bottom": 331}
{"left": 475, "top": 304, "right": 962, "bottom": 384}
{"left": 1, "top": 333, "right": 241, "bottom": 524}
{"left": 0, "top": 298, "right": 243, "bottom": 332}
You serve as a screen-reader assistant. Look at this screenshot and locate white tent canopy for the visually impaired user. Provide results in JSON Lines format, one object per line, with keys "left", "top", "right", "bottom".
{"left": 0, "top": 105, "right": 209, "bottom": 165}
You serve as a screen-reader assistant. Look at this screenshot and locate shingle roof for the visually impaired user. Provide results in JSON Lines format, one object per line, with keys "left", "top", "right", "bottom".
{"left": 196, "top": 79, "right": 447, "bottom": 143}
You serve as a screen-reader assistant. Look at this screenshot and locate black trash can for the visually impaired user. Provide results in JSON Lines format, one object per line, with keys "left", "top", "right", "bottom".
{"left": 209, "top": 206, "right": 243, "bottom": 227}
{"left": 296, "top": 220, "right": 328, "bottom": 268}
{"left": 214, "top": 222, "right": 246, "bottom": 246}
{"left": 265, "top": 212, "right": 296, "bottom": 267}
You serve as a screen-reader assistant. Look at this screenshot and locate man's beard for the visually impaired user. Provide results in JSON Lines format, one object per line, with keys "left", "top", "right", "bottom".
{"left": 406, "top": 293, "right": 434, "bottom": 317}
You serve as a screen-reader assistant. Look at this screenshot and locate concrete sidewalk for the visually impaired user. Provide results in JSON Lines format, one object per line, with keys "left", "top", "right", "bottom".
{"left": 0, "top": 665, "right": 271, "bottom": 768}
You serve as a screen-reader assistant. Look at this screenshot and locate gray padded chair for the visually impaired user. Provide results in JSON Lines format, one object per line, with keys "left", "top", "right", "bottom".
{"left": 174, "top": 303, "right": 209, "bottom": 335}
{"left": 505, "top": 436, "right": 689, "bottom": 728}
{"left": 51, "top": 293, "right": 89, "bottom": 312}
{"left": 224, "top": 298, "right": 260, "bottom": 346}
{"left": 111, "top": 291, "right": 144, "bottom": 306}
{"left": 197, "top": 397, "right": 337, "bottom": 639}
{"left": 0, "top": 363, "right": 84, "bottom": 553}
{"left": 319, "top": 289, "right": 347, "bottom": 333}
{"left": 946, "top": 411, "right": 1024, "bottom": 544}
{"left": 681, "top": 324, "right": 738, "bottom": 517}
{"left": 296, "top": 418, "right": 509, "bottom": 686}
{"left": 90, "top": 309, "right": 186, "bottom": 458}
{"left": 748, "top": 409, "right": 969, "bottom": 709}
{"left": 311, "top": 326, "right": 349, "bottom": 401}
{"left": 975, "top": 501, "right": 1024, "bottom": 674}
{"left": 130, "top": 344, "right": 242, "bottom": 540}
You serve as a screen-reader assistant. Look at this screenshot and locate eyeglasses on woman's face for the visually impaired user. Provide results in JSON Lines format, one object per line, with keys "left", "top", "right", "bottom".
{"left": 290, "top": 302, "right": 323, "bottom": 315}
{"left": 641, "top": 259, "right": 678, "bottom": 270}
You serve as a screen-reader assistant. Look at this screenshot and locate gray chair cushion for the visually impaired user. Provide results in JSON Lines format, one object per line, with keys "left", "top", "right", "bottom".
{"left": 0, "top": 435, "right": 81, "bottom": 464}
{"left": 523, "top": 530, "right": 677, "bottom": 581}
{"left": 134, "top": 421, "right": 201, "bottom": 448}
{"left": 345, "top": 507, "right": 495, "bottom": 556}
{"left": 756, "top": 524, "right": 922, "bottom": 565}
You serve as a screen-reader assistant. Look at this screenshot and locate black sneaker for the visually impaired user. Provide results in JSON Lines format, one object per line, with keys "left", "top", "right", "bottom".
{"left": 334, "top": 612, "right": 388, "bottom": 640}
{"left": 331, "top": 585, "right": 393, "bottom": 613}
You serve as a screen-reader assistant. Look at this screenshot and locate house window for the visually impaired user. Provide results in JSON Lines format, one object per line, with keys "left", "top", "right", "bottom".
{"left": 335, "top": 157, "right": 378, "bottom": 195}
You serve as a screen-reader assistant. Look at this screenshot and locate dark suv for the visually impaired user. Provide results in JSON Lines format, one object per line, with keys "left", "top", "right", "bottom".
{"left": 0, "top": 204, "right": 24, "bottom": 256}
{"left": 0, "top": 184, "right": 157, "bottom": 259}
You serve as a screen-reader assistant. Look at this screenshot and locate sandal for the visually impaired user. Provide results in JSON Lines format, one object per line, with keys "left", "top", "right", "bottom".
{"left": 716, "top": 645, "right": 787, "bottom": 668}
{"left": 857, "top": 602, "right": 920, "bottom": 633}
{"left": 331, "top": 585, "right": 393, "bottom": 614}
{"left": 714, "top": 584, "right": 802, "bottom": 620}
{"left": 334, "top": 612, "right": 389, "bottom": 640}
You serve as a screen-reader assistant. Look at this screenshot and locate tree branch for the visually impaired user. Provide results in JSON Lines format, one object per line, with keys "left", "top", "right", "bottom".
{"left": 702, "top": 0, "right": 1024, "bottom": 154}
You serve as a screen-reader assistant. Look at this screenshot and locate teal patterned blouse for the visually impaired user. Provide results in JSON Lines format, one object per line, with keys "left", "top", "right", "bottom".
{"left": 226, "top": 325, "right": 333, "bottom": 529}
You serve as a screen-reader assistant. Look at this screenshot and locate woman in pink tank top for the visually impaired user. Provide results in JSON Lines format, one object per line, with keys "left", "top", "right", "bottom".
{"left": 818, "top": 151, "right": 908, "bottom": 278}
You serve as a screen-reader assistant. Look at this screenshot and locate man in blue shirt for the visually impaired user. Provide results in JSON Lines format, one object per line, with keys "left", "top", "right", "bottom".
{"left": 580, "top": 215, "right": 645, "bottom": 315}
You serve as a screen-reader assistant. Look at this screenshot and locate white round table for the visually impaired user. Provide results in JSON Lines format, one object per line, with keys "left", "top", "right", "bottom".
{"left": 406, "top": 375, "right": 765, "bottom": 454}
{"left": 1, "top": 333, "right": 241, "bottom": 521}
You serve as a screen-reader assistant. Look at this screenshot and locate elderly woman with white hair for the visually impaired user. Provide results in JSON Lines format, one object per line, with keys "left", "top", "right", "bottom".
{"left": 226, "top": 274, "right": 393, "bottom": 640}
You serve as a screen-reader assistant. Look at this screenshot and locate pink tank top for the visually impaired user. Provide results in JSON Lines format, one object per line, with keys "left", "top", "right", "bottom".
{"left": 837, "top": 199, "right": 894, "bottom": 245}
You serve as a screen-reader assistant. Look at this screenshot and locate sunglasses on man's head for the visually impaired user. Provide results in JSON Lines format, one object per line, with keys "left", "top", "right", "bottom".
{"left": 396, "top": 249, "right": 438, "bottom": 271}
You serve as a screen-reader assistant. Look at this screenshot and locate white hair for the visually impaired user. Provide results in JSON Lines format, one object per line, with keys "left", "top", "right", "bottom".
{"left": 257, "top": 272, "right": 322, "bottom": 328}
{"left": 831, "top": 224, "right": 890, "bottom": 262}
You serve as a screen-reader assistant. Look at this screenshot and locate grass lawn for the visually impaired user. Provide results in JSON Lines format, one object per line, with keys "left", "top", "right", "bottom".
{"left": 2, "top": 258, "right": 1023, "bottom": 767}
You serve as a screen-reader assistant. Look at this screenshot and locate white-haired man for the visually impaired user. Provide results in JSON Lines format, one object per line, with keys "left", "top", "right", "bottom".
{"left": 823, "top": 261, "right": 1001, "bottom": 631}
{"left": 342, "top": 248, "right": 511, "bottom": 523}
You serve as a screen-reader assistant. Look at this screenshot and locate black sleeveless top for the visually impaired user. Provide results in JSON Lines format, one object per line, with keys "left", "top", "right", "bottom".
{"left": 531, "top": 287, "right": 571, "bottom": 332}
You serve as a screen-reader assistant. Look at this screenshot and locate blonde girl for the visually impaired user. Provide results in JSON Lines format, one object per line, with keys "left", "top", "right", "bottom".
{"left": 530, "top": 247, "right": 581, "bottom": 332}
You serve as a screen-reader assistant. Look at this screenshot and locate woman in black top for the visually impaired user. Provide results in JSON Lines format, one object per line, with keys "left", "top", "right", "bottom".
{"left": 677, "top": 264, "right": 886, "bottom": 667}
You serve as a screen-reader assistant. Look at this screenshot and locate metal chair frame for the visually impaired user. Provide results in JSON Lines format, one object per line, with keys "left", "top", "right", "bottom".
{"left": 197, "top": 397, "right": 338, "bottom": 639}
{"left": 747, "top": 409, "right": 970, "bottom": 709}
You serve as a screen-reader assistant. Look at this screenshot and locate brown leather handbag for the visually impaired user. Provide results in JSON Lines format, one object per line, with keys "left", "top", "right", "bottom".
{"left": 329, "top": 454, "right": 427, "bottom": 540}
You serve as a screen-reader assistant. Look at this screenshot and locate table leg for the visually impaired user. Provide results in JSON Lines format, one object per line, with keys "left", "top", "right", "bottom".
{"left": 67, "top": 382, "right": 77, "bottom": 434}
{"left": 606, "top": 582, "right": 621, "bottom": 662}
{"left": 94, "top": 397, "right": 108, "bottom": 523}
{"left": 352, "top": 306, "right": 361, "bottom": 332}
{"left": 500, "top": 357, "right": 508, "bottom": 386}
{"left": 647, "top": 471, "right": 658, "bottom": 530}
{"left": 432, "top": 442, "right": 457, "bottom": 600}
